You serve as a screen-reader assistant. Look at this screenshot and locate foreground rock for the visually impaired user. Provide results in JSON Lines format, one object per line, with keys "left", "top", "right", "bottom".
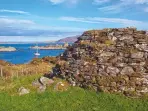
{"left": 37, "top": 85, "right": 47, "bottom": 93}
{"left": 39, "top": 76, "right": 54, "bottom": 86}
{"left": 51, "top": 28, "right": 148, "bottom": 97}
{"left": 32, "top": 76, "right": 54, "bottom": 93}
{"left": 18, "top": 87, "right": 30, "bottom": 96}
{"left": 54, "top": 82, "right": 69, "bottom": 91}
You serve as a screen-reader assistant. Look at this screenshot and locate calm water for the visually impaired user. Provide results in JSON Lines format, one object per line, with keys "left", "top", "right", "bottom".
{"left": 0, "top": 43, "right": 65, "bottom": 64}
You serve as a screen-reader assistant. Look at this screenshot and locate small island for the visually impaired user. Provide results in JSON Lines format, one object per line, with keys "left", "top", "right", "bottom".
{"left": 31, "top": 43, "right": 69, "bottom": 50}
{"left": 0, "top": 46, "right": 16, "bottom": 52}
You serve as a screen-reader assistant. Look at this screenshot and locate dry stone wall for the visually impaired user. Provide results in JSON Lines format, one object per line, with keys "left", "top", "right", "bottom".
{"left": 53, "top": 28, "right": 148, "bottom": 97}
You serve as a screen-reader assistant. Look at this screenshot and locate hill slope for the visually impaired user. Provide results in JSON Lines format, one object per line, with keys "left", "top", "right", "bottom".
{"left": 57, "top": 36, "right": 79, "bottom": 43}
{"left": 0, "top": 74, "right": 148, "bottom": 111}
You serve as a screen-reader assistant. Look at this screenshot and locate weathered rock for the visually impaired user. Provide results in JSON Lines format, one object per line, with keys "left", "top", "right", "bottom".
{"left": 121, "top": 67, "right": 134, "bottom": 75}
{"left": 131, "top": 52, "right": 144, "bottom": 59}
{"left": 115, "top": 63, "right": 127, "bottom": 68}
{"left": 18, "top": 87, "right": 30, "bottom": 96}
{"left": 37, "top": 85, "right": 46, "bottom": 93}
{"left": 106, "top": 66, "right": 120, "bottom": 76}
{"left": 54, "top": 82, "right": 69, "bottom": 91}
{"left": 137, "top": 87, "right": 148, "bottom": 93}
{"left": 78, "top": 35, "right": 91, "bottom": 40}
{"left": 32, "top": 80, "right": 42, "bottom": 88}
{"left": 39, "top": 76, "right": 54, "bottom": 86}
{"left": 135, "top": 44, "right": 148, "bottom": 52}
{"left": 110, "top": 82, "right": 116, "bottom": 87}
{"left": 119, "top": 35, "right": 134, "bottom": 42}
{"left": 100, "top": 52, "right": 115, "bottom": 57}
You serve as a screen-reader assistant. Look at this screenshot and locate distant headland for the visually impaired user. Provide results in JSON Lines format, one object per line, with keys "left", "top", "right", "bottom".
{"left": 0, "top": 46, "right": 16, "bottom": 52}
{"left": 31, "top": 43, "right": 69, "bottom": 50}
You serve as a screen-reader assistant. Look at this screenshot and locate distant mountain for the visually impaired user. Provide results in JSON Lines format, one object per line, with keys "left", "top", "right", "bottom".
{"left": 57, "top": 36, "right": 79, "bottom": 43}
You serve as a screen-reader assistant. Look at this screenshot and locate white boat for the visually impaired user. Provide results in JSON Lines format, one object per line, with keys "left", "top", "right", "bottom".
{"left": 34, "top": 44, "right": 40, "bottom": 56}
{"left": 34, "top": 52, "right": 40, "bottom": 56}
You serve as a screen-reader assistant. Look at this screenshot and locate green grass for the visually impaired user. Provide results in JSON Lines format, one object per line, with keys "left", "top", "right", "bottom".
{"left": 0, "top": 74, "right": 43, "bottom": 94}
{"left": 0, "top": 74, "right": 148, "bottom": 111}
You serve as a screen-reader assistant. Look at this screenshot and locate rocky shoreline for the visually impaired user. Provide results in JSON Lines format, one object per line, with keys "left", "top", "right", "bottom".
{"left": 0, "top": 46, "right": 16, "bottom": 52}
{"left": 31, "top": 46, "right": 66, "bottom": 50}
{"left": 31, "top": 43, "right": 69, "bottom": 50}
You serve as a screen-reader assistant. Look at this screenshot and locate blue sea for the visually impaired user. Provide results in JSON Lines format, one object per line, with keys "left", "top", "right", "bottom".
{"left": 0, "top": 43, "right": 65, "bottom": 64}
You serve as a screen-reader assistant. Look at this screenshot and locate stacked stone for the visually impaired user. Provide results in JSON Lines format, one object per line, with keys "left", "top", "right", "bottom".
{"left": 54, "top": 28, "right": 148, "bottom": 97}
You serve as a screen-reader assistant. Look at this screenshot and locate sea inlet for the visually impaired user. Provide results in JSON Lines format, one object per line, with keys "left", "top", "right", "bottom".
{"left": 0, "top": 43, "right": 65, "bottom": 64}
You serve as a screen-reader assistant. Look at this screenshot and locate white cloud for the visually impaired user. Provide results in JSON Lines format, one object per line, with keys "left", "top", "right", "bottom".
{"left": 118, "top": 0, "right": 148, "bottom": 5}
{"left": 0, "top": 17, "right": 35, "bottom": 26}
{"left": 60, "top": 17, "right": 101, "bottom": 23}
{"left": 0, "top": 9, "right": 29, "bottom": 15}
{"left": 0, "top": 16, "right": 86, "bottom": 32}
{"left": 133, "top": 0, "right": 148, "bottom": 4}
{"left": 93, "top": 0, "right": 110, "bottom": 4}
{"left": 0, "top": 33, "right": 81, "bottom": 42}
{"left": 98, "top": 2, "right": 125, "bottom": 12}
{"left": 49, "top": 0, "right": 112, "bottom": 5}
{"left": 98, "top": 4, "right": 123, "bottom": 13}
{"left": 144, "top": 7, "right": 148, "bottom": 12}
{"left": 0, "top": 16, "right": 85, "bottom": 39}
{"left": 29, "top": 25, "right": 87, "bottom": 32}
{"left": 49, "top": 0, "right": 79, "bottom": 4}
{"left": 59, "top": 16, "right": 148, "bottom": 28}
{"left": 98, "top": 0, "right": 148, "bottom": 13}
{"left": 49, "top": 0, "right": 66, "bottom": 4}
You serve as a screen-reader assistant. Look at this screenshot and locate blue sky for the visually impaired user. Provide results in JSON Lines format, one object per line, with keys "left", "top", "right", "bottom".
{"left": 0, "top": 0, "right": 148, "bottom": 42}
